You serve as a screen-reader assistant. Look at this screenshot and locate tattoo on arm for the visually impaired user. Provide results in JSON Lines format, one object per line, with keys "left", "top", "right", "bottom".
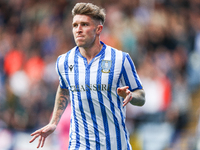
{"left": 57, "top": 89, "right": 69, "bottom": 110}
{"left": 51, "top": 87, "right": 70, "bottom": 125}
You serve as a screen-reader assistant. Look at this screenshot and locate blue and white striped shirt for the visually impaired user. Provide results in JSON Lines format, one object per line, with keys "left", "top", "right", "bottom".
{"left": 56, "top": 41, "right": 143, "bottom": 150}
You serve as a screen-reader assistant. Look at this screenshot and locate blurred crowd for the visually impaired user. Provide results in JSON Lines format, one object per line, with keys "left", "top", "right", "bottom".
{"left": 0, "top": 0, "right": 200, "bottom": 149}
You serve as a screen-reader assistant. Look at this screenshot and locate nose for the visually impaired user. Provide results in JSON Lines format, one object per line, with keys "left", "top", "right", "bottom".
{"left": 76, "top": 24, "right": 82, "bottom": 33}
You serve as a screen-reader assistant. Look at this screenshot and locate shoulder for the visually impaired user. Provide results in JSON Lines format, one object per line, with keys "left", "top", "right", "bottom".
{"left": 106, "top": 44, "right": 129, "bottom": 60}
{"left": 105, "top": 43, "right": 128, "bottom": 55}
{"left": 57, "top": 47, "right": 77, "bottom": 61}
{"left": 101, "top": 41, "right": 130, "bottom": 61}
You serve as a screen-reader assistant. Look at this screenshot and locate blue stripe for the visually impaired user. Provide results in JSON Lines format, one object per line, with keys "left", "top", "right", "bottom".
{"left": 68, "top": 118, "right": 72, "bottom": 148}
{"left": 65, "top": 50, "right": 80, "bottom": 149}
{"left": 108, "top": 48, "right": 122, "bottom": 150}
{"left": 116, "top": 52, "right": 131, "bottom": 150}
{"left": 121, "top": 55, "right": 131, "bottom": 89}
{"left": 97, "top": 49, "right": 111, "bottom": 150}
{"left": 116, "top": 96, "right": 130, "bottom": 150}
{"left": 74, "top": 49, "right": 90, "bottom": 149}
{"left": 125, "top": 54, "right": 142, "bottom": 90}
{"left": 56, "top": 55, "right": 67, "bottom": 89}
{"left": 85, "top": 65, "right": 100, "bottom": 150}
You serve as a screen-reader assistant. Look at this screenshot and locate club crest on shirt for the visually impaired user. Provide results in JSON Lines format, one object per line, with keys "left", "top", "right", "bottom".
{"left": 101, "top": 60, "right": 111, "bottom": 73}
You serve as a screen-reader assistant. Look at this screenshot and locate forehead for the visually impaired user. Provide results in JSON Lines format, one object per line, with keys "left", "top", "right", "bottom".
{"left": 72, "top": 15, "right": 93, "bottom": 24}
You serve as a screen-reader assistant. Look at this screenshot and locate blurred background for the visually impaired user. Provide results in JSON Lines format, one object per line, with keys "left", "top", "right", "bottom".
{"left": 0, "top": 0, "right": 200, "bottom": 149}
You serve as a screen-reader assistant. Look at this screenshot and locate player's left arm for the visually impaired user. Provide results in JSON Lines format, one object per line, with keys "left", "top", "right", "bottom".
{"left": 117, "top": 86, "right": 145, "bottom": 107}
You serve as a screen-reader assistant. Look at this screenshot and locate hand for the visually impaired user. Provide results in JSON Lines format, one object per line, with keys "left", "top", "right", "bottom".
{"left": 29, "top": 124, "right": 56, "bottom": 148}
{"left": 117, "top": 86, "right": 132, "bottom": 107}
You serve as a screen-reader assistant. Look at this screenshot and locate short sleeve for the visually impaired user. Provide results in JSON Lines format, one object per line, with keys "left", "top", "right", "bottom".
{"left": 121, "top": 53, "right": 143, "bottom": 91}
{"left": 56, "top": 55, "right": 68, "bottom": 89}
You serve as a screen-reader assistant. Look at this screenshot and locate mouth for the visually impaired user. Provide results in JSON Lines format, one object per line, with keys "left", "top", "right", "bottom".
{"left": 76, "top": 36, "right": 85, "bottom": 41}
{"left": 76, "top": 35, "right": 84, "bottom": 37}
{"left": 76, "top": 36, "right": 83, "bottom": 38}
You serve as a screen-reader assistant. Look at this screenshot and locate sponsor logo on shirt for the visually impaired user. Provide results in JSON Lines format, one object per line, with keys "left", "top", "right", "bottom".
{"left": 69, "top": 84, "right": 111, "bottom": 92}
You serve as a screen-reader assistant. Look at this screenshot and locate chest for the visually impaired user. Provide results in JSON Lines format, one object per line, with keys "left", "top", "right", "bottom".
{"left": 64, "top": 56, "right": 121, "bottom": 91}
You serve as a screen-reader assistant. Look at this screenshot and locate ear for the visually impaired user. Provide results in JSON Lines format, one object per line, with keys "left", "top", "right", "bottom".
{"left": 96, "top": 25, "right": 103, "bottom": 35}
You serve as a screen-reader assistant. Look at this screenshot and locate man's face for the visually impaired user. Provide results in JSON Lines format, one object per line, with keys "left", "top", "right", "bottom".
{"left": 72, "top": 15, "right": 100, "bottom": 48}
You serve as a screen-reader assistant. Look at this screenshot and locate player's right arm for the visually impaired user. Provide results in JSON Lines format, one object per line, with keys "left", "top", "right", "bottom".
{"left": 29, "top": 86, "right": 70, "bottom": 148}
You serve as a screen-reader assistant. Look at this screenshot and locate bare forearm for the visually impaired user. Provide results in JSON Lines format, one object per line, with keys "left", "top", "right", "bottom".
{"left": 49, "top": 86, "right": 70, "bottom": 125}
{"left": 130, "top": 89, "right": 145, "bottom": 106}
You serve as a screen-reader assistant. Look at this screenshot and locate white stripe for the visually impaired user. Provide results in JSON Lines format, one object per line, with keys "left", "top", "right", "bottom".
{"left": 124, "top": 54, "right": 138, "bottom": 89}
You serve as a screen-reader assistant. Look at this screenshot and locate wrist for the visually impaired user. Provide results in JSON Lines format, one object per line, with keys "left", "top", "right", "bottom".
{"left": 49, "top": 118, "right": 59, "bottom": 126}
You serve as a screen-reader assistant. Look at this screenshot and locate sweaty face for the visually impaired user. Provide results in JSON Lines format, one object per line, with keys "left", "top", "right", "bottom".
{"left": 72, "top": 15, "right": 99, "bottom": 48}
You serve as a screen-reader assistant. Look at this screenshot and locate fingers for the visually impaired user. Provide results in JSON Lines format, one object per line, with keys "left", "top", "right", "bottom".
{"left": 117, "top": 86, "right": 129, "bottom": 93}
{"left": 30, "top": 127, "right": 45, "bottom": 136}
{"left": 29, "top": 128, "right": 44, "bottom": 143}
{"left": 29, "top": 132, "right": 47, "bottom": 148}
{"left": 30, "top": 131, "right": 40, "bottom": 136}
{"left": 29, "top": 125, "right": 53, "bottom": 148}
{"left": 117, "top": 86, "right": 132, "bottom": 106}
{"left": 41, "top": 136, "right": 46, "bottom": 148}
{"left": 123, "top": 93, "right": 132, "bottom": 107}
{"left": 29, "top": 134, "right": 43, "bottom": 149}
{"left": 37, "top": 135, "right": 42, "bottom": 148}
{"left": 29, "top": 134, "right": 40, "bottom": 143}
{"left": 120, "top": 86, "right": 129, "bottom": 90}
{"left": 117, "top": 86, "right": 130, "bottom": 99}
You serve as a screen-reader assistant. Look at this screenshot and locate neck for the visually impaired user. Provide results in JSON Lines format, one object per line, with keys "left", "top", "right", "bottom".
{"left": 79, "top": 42, "right": 102, "bottom": 64}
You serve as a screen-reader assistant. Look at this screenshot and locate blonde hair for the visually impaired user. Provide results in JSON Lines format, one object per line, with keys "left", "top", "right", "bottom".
{"left": 72, "top": 3, "right": 106, "bottom": 25}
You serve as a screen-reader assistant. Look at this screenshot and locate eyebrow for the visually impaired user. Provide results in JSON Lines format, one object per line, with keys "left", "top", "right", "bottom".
{"left": 72, "top": 21, "right": 90, "bottom": 26}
